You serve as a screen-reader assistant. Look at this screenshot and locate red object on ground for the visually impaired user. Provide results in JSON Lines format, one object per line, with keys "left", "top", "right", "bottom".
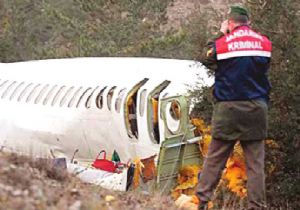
{"left": 92, "top": 150, "right": 116, "bottom": 172}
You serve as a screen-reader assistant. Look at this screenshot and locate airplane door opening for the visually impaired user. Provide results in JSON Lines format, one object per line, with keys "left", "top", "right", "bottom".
{"left": 124, "top": 78, "right": 149, "bottom": 139}
{"left": 147, "top": 80, "right": 171, "bottom": 144}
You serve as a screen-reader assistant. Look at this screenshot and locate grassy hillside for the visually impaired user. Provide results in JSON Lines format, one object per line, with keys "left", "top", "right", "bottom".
{"left": 0, "top": 0, "right": 193, "bottom": 61}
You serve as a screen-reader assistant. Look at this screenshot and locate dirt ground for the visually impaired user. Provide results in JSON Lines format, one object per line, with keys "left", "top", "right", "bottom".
{"left": 166, "top": 0, "right": 240, "bottom": 29}
{"left": 0, "top": 152, "right": 177, "bottom": 210}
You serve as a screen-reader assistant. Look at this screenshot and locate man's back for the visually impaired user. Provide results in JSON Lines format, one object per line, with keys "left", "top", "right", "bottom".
{"left": 214, "top": 56, "right": 271, "bottom": 102}
{"left": 213, "top": 25, "right": 272, "bottom": 102}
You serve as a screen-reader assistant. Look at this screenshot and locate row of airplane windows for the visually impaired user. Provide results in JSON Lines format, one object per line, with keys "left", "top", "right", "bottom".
{"left": 0, "top": 79, "right": 131, "bottom": 112}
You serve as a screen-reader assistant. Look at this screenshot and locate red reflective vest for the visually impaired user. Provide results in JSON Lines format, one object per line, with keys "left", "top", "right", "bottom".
{"left": 215, "top": 25, "right": 272, "bottom": 60}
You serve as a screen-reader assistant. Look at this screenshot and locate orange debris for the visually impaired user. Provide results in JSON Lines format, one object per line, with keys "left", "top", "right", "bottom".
{"left": 141, "top": 155, "right": 157, "bottom": 183}
{"left": 171, "top": 165, "right": 200, "bottom": 200}
{"left": 132, "top": 158, "right": 144, "bottom": 189}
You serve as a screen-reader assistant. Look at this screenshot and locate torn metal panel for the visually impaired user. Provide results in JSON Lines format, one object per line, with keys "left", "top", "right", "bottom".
{"left": 156, "top": 95, "right": 203, "bottom": 194}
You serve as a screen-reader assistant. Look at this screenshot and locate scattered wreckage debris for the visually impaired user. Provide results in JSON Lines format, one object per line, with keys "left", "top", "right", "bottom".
{"left": 0, "top": 116, "right": 280, "bottom": 210}
{"left": 67, "top": 149, "right": 130, "bottom": 192}
{"left": 54, "top": 117, "right": 249, "bottom": 207}
{"left": 0, "top": 152, "right": 178, "bottom": 210}
{"left": 171, "top": 165, "right": 200, "bottom": 200}
{"left": 66, "top": 150, "right": 157, "bottom": 192}
{"left": 66, "top": 117, "right": 280, "bottom": 210}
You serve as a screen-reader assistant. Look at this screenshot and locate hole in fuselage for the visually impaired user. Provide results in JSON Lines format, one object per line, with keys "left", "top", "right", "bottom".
{"left": 151, "top": 95, "right": 159, "bottom": 143}
{"left": 124, "top": 78, "right": 149, "bottom": 139}
{"left": 148, "top": 80, "right": 171, "bottom": 144}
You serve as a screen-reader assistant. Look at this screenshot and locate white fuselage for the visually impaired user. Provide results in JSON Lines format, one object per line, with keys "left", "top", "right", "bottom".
{"left": 0, "top": 58, "right": 212, "bottom": 163}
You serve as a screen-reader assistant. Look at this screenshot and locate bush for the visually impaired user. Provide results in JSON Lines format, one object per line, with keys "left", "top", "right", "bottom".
{"left": 246, "top": 1, "right": 300, "bottom": 207}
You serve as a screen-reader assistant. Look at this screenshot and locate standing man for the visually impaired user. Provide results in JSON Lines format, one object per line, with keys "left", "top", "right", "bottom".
{"left": 196, "top": 5, "right": 272, "bottom": 210}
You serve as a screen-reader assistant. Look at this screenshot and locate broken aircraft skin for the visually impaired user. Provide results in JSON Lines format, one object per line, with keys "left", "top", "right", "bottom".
{"left": 0, "top": 57, "right": 213, "bottom": 190}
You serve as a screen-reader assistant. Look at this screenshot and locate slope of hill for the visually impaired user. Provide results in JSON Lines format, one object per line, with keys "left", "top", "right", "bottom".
{"left": 0, "top": 152, "right": 177, "bottom": 210}
{"left": 0, "top": 0, "right": 238, "bottom": 62}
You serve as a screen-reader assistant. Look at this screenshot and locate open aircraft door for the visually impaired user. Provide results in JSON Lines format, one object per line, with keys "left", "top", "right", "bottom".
{"left": 156, "top": 95, "right": 203, "bottom": 194}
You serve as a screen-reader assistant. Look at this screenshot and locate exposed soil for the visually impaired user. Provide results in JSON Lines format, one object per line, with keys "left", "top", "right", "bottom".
{"left": 0, "top": 152, "right": 177, "bottom": 210}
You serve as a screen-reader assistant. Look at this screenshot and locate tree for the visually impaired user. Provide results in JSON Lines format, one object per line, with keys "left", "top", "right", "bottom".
{"left": 246, "top": 0, "right": 300, "bottom": 207}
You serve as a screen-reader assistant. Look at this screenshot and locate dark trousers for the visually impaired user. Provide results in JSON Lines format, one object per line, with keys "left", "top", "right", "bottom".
{"left": 196, "top": 139, "right": 266, "bottom": 210}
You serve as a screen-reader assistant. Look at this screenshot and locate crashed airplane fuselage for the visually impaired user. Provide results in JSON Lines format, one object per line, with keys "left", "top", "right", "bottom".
{"left": 0, "top": 57, "right": 212, "bottom": 165}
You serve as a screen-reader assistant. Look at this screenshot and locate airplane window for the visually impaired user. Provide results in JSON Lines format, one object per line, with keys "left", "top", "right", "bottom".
{"left": 1, "top": 81, "right": 17, "bottom": 99}
{"left": 18, "top": 83, "right": 34, "bottom": 102}
{"left": 51, "top": 86, "right": 67, "bottom": 106}
{"left": 85, "top": 86, "right": 99, "bottom": 109}
{"left": 165, "top": 100, "right": 181, "bottom": 133}
{"left": 9, "top": 82, "right": 25, "bottom": 101}
{"left": 107, "top": 86, "right": 116, "bottom": 111}
{"left": 169, "top": 100, "right": 181, "bottom": 120}
{"left": 76, "top": 87, "right": 92, "bottom": 108}
{"left": 115, "top": 88, "right": 126, "bottom": 113}
{"left": 34, "top": 84, "right": 49, "bottom": 104}
{"left": 139, "top": 89, "right": 147, "bottom": 117}
{"left": 0, "top": 80, "right": 10, "bottom": 96}
{"left": 68, "top": 87, "right": 83, "bottom": 108}
{"left": 43, "top": 85, "right": 58, "bottom": 105}
{"left": 26, "top": 84, "right": 41, "bottom": 103}
{"left": 0, "top": 80, "right": 9, "bottom": 89}
{"left": 60, "top": 86, "right": 75, "bottom": 107}
{"left": 95, "top": 86, "right": 107, "bottom": 109}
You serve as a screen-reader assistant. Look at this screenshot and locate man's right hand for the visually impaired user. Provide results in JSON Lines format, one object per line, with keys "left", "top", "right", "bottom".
{"left": 220, "top": 20, "right": 229, "bottom": 34}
